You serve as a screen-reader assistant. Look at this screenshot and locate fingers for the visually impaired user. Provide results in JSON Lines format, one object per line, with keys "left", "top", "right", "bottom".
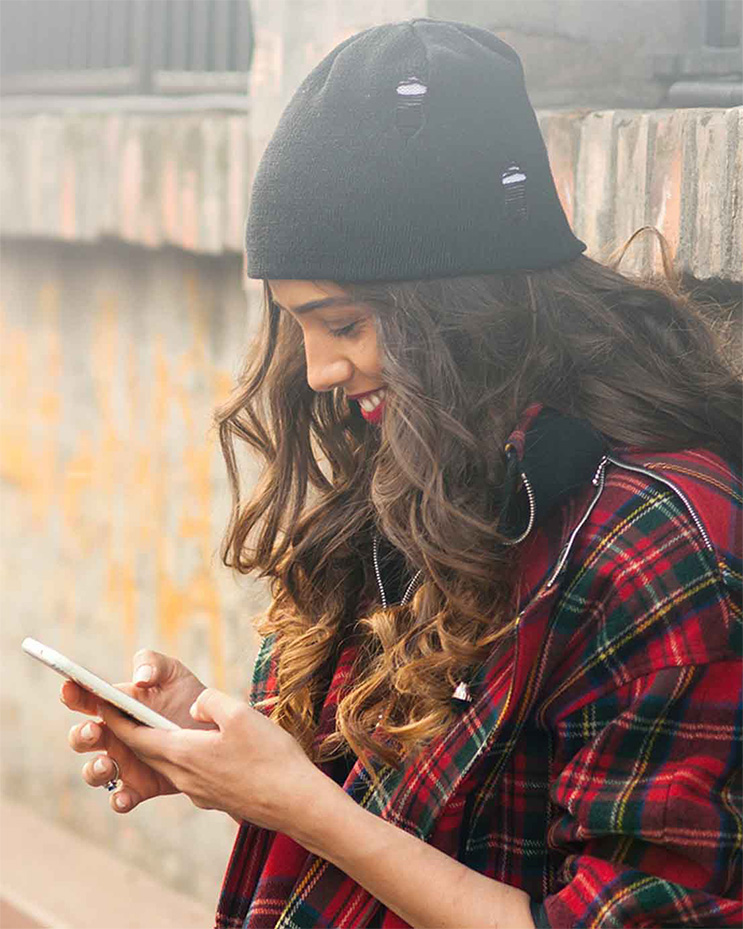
{"left": 68, "top": 717, "right": 110, "bottom": 754}
{"left": 190, "top": 687, "right": 246, "bottom": 729}
{"left": 82, "top": 752, "right": 119, "bottom": 788}
{"left": 75, "top": 729, "right": 151, "bottom": 814}
{"left": 80, "top": 754, "right": 140, "bottom": 814}
{"left": 60, "top": 679, "right": 139, "bottom": 716}
{"left": 60, "top": 679, "right": 100, "bottom": 716}
{"left": 132, "top": 649, "right": 178, "bottom": 688}
{"left": 109, "top": 785, "right": 142, "bottom": 814}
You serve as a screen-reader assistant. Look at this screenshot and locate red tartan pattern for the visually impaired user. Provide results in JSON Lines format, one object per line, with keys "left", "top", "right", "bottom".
{"left": 215, "top": 413, "right": 742, "bottom": 929}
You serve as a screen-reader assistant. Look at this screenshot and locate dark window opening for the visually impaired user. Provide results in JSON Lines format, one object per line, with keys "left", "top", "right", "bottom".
{"left": 0, "top": 0, "right": 254, "bottom": 96}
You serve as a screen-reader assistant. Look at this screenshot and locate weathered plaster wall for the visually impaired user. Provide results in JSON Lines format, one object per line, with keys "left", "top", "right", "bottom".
{"left": 0, "top": 239, "right": 268, "bottom": 907}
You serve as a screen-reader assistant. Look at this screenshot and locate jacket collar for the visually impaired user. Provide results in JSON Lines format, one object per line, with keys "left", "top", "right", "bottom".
{"left": 498, "top": 403, "right": 607, "bottom": 544}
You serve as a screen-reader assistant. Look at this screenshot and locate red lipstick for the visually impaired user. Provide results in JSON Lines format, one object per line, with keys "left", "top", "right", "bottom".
{"left": 348, "top": 387, "right": 387, "bottom": 424}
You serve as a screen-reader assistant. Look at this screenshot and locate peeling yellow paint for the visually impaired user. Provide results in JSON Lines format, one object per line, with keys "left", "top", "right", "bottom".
{"left": 108, "top": 562, "right": 138, "bottom": 658}
{"left": 0, "top": 312, "right": 34, "bottom": 491}
{"left": 2, "top": 270, "right": 235, "bottom": 690}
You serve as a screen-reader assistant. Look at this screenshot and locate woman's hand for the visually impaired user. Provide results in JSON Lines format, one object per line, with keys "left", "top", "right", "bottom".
{"left": 61, "top": 649, "right": 212, "bottom": 813}
{"left": 98, "top": 687, "right": 327, "bottom": 833}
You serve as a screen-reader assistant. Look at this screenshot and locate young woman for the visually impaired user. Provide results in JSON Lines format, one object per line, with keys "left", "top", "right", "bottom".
{"left": 61, "top": 19, "right": 742, "bottom": 929}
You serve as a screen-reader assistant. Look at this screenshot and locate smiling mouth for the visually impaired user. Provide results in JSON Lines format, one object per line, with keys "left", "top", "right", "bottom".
{"left": 355, "top": 388, "right": 387, "bottom": 412}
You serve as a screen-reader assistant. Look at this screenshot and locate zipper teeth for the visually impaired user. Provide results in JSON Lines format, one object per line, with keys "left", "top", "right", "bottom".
{"left": 401, "top": 570, "right": 422, "bottom": 606}
{"left": 521, "top": 473, "right": 536, "bottom": 538}
{"left": 373, "top": 535, "right": 422, "bottom": 608}
{"left": 545, "top": 455, "right": 608, "bottom": 588}
{"left": 502, "top": 471, "right": 536, "bottom": 546}
{"left": 372, "top": 535, "right": 387, "bottom": 610}
{"left": 606, "top": 455, "right": 714, "bottom": 552}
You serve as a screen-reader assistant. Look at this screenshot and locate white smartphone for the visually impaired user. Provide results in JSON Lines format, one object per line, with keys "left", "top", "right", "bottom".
{"left": 22, "top": 637, "right": 181, "bottom": 731}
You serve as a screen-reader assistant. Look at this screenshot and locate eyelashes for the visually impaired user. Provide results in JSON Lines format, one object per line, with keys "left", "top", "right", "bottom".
{"left": 281, "top": 310, "right": 367, "bottom": 340}
{"left": 329, "top": 319, "right": 364, "bottom": 339}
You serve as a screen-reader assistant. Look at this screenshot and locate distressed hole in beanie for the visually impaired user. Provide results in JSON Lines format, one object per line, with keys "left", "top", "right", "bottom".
{"left": 395, "top": 76, "right": 427, "bottom": 138}
{"left": 501, "top": 163, "right": 528, "bottom": 224}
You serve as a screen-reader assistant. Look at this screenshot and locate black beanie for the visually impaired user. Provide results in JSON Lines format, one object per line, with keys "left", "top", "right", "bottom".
{"left": 246, "top": 18, "right": 586, "bottom": 282}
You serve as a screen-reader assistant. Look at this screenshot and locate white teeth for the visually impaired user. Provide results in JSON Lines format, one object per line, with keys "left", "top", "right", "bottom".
{"left": 358, "top": 389, "right": 386, "bottom": 412}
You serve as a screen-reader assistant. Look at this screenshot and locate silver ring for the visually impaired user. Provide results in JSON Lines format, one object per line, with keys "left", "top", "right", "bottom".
{"left": 103, "top": 758, "right": 121, "bottom": 792}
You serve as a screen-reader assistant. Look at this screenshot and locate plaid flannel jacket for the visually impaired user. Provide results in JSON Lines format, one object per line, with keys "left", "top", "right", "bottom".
{"left": 215, "top": 407, "right": 742, "bottom": 929}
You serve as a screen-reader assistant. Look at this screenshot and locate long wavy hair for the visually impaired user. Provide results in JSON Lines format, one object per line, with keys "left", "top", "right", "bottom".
{"left": 215, "top": 233, "right": 741, "bottom": 770}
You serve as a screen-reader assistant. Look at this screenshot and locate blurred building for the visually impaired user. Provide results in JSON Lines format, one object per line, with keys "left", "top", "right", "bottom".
{"left": 0, "top": 0, "right": 740, "bottom": 923}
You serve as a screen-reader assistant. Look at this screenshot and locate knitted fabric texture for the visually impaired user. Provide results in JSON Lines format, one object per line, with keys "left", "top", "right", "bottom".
{"left": 246, "top": 18, "right": 586, "bottom": 282}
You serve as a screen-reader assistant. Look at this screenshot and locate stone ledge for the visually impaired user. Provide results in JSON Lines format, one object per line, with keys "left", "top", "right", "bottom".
{"left": 1, "top": 106, "right": 740, "bottom": 280}
{"left": 537, "top": 107, "right": 742, "bottom": 282}
{"left": 0, "top": 795, "right": 216, "bottom": 928}
{"left": 0, "top": 111, "right": 251, "bottom": 255}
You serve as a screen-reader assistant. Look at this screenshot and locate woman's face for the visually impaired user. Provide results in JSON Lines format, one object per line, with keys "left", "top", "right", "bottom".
{"left": 268, "top": 279, "right": 387, "bottom": 423}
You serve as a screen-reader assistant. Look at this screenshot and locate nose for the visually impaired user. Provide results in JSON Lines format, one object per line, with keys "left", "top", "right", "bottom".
{"left": 303, "top": 332, "right": 354, "bottom": 393}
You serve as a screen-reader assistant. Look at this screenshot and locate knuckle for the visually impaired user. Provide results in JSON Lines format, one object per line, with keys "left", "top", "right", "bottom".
{"left": 224, "top": 704, "right": 247, "bottom": 728}
{"left": 222, "top": 704, "right": 245, "bottom": 726}
{"left": 132, "top": 648, "right": 160, "bottom": 669}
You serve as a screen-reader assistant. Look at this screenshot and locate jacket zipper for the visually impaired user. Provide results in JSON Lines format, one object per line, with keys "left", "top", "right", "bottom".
{"left": 372, "top": 536, "right": 422, "bottom": 609}
{"left": 606, "top": 455, "right": 714, "bottom": 553}
{"left": 401, "top": 572, "right": 422, "bottom": 606}
{"left": 543, "top": 455, "right": 608, "bottom": 589}
{"left": 372, "top": 535, "right": 389, "bottom": 610}
{"left": 502, "top": 471, "right": 536, "bottom": 546}
{"left": 378, "top": 451, "right": 714, "bottom": 612}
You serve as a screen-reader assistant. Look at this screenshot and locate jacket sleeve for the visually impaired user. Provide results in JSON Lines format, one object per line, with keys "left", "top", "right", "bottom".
{"left": 529, "top": 474, "right": 742, "bottom": 928}
{"left": 530, "top": 660, "right": 742, "bottom": 928}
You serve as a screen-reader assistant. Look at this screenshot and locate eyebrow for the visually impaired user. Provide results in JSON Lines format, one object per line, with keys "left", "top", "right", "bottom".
{"left": 271, "top": 296, "right": 356, "bottom": 316}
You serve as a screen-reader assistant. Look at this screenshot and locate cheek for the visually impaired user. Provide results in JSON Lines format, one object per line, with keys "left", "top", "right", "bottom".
{"left": 356, "top": 330, "right": 383, "bottom": 376}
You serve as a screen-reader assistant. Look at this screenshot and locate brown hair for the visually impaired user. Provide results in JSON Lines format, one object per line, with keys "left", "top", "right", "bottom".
{"left": 215, "top": 242, "right": 741, "bottom": 770}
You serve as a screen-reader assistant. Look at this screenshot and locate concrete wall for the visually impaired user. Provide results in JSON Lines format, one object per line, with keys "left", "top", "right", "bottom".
{"left": 430, "top": 0, "right": 731, "bottom": 108}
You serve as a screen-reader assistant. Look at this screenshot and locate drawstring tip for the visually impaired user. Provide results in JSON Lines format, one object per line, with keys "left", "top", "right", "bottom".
{"left": 452, "top": 681, "right": 472, "bottom": 703}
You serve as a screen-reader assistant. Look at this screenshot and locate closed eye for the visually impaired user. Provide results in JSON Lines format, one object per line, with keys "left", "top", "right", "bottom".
{"left": 329, "top": 320, "right": 363, "bottom": 339}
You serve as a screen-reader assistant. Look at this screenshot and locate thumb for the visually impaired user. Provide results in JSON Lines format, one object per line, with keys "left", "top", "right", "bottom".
{"left": 132, "top": 649, "right": 176, "bottom": 688}
{"left": 189, "top": 688, "right": 226, "bottom": 726}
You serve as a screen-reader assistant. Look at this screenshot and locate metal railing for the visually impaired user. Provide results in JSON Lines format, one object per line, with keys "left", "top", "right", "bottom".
{"left": 0, "top": 0, "right": 254, "bottom": 95}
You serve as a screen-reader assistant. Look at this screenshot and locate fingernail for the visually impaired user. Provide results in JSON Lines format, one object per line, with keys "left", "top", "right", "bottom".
{"left": 133, "top": 665, "right": 153, "bottom": 684}
{"left": 82, "top": 723, "right": 96, "bottom": 740}
{"left": 114, "top": 793, "right": 129, "bottom": 811}
{"left": 93, "top": 758, "right": 107, "bottom": 775}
